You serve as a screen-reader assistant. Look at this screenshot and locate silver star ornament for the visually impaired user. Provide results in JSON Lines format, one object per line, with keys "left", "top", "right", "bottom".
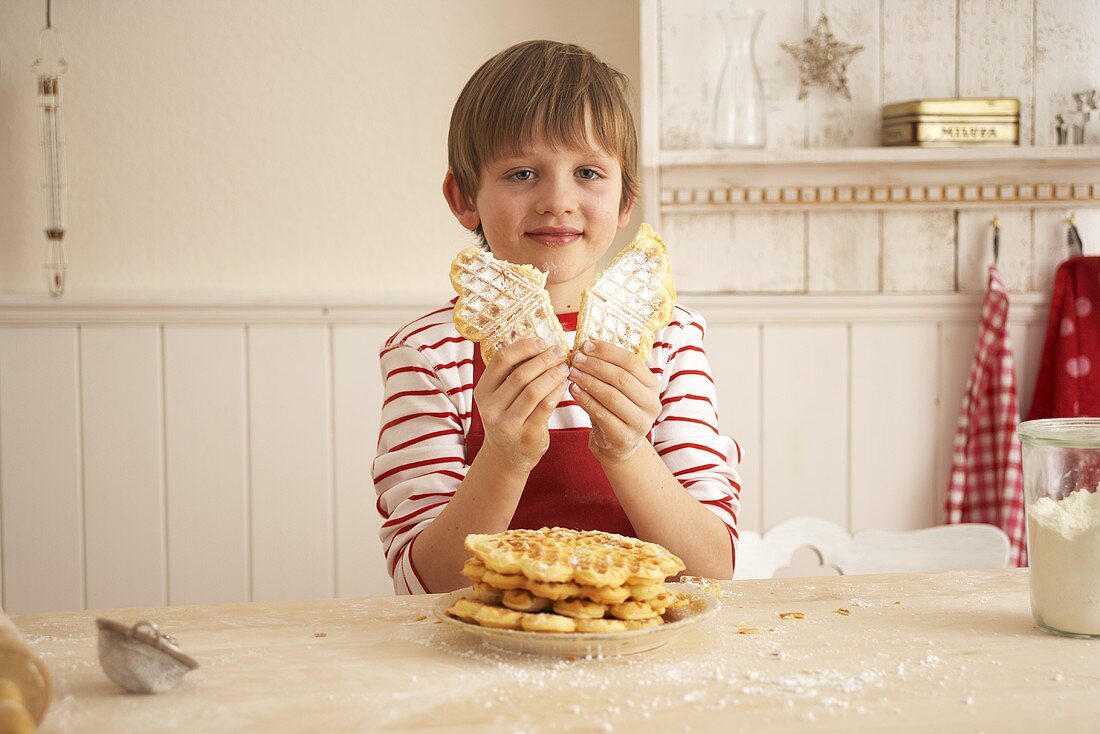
{"left": 781, "top": 11, "right": 863, "bottom": 100}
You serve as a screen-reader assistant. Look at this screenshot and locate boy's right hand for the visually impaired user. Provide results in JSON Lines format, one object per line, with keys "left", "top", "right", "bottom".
{"left": 474, "top": 337, "right": 569, "bottom": 472}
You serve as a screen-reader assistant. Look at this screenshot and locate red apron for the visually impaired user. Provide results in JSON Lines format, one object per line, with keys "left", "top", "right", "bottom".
{"left": 466, "top": 321, "right": 637, "bottom": 537}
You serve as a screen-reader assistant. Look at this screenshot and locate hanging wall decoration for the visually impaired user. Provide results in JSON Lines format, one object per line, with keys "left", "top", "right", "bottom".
{"left": 780, "top": 10, "right": 863, "bottom": 101}
{"left": 32, "top": 0, "right": 69, "bottom": 297}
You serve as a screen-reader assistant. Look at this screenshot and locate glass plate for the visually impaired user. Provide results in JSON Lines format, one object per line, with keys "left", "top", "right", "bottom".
{"left": 431, "top": 581, "right": 721, "bottom": 657}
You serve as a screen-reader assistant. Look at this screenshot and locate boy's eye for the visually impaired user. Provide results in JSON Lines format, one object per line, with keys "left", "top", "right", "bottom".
{"left": 510, "top": 170, "right": 535, "bottom": 181}
{"left": 576, "top": 168, "right": 602, "bottom": 180}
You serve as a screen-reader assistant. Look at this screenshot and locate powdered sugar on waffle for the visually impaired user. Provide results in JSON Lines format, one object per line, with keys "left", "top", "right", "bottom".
{"left": 450, "top": 246, "right": 569, "bottom": 362}
{"left": 580, "top": 250, "right": 663, "bottom": 347}
{"left": 575, "top": 223, "right": 675, "bottom": 361}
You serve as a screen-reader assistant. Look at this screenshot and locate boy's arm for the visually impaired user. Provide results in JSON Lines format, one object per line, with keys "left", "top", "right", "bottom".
{"left": 407, "top": 443, "right": 530, "bottom": 593}
{"left": 374, "top": 343, "right": 470, "bottom": 594}
{"left": 406, "top": 337, "right": 569, "bottom": 593}
{"left": 597, "top": 444, "right": 734, "bottom": 579}
{"left": 567, "top": 312, "right": 740, "bottom": 579}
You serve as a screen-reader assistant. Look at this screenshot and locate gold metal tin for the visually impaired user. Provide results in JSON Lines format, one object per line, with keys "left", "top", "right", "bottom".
{"left": 882, "top": 97, "right": 1020, "bottom": 118}
{"left": 881, "top": 97, "right": 1020, "bottom": 146}
{"left": 882, "top": 119, "right": 1019, "bottom": 146}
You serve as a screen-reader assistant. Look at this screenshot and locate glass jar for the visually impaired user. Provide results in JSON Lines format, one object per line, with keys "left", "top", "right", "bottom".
{"left": 1018, "top": 418, "right": 1100, "bottom": 638}
{"left": 711, "top": 7, "right": 766, "bottom": 149}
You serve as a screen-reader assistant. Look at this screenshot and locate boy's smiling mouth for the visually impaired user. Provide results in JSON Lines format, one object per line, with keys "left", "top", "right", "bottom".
{"left": 525, "top": 227, "right": 583, "bottom": 247}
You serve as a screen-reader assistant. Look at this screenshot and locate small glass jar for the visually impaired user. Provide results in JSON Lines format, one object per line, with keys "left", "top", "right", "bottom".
{"left": 1018, "top": 418, "right": 1100, "bottom": 638}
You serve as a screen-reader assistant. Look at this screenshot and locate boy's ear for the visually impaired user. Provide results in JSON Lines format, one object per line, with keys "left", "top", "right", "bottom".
{"left": 617, "top": 195, "right": 637, "bottom": 229}
{"left": 442, "top": 171, "right": 481, "bottom": 231}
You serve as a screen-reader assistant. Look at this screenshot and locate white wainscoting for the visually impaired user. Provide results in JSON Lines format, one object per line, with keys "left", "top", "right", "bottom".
{"left": 0, "top": 295, "right": 1048, "bottom": 612}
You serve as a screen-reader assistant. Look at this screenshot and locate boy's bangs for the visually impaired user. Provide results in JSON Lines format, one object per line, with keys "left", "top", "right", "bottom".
{"left": 475, "top": 43, "right": 632, "bottom": 175}
{"left": 484, "top": 98, "right": 621, "bottom": 163}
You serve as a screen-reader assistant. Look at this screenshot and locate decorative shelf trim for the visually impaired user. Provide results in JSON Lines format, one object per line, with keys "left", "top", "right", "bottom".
{"left": 662, "top": 182, "right": 1100, "bottom": 213}
{"left": 658, "top": 146, "right": 1100, "bottom": 213}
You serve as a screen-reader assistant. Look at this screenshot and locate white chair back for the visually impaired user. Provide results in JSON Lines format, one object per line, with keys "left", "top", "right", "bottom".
{"left": 733, "top": 517, "right": 1011, "bottom": 579}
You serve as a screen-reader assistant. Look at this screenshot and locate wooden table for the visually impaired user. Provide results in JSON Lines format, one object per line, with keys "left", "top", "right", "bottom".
{"left": 13, "top": 569, "right": 1099, "bottom": 733}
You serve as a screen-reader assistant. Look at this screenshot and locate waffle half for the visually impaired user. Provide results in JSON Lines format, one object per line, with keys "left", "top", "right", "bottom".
{"left": 450, "top": 246, "right": 570, "bottom": 364}
{"left": 574, "top": 223, "right": 676, "bottom": 362}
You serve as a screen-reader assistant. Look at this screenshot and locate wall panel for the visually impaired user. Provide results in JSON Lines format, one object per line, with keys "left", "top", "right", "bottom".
{"left": 761, "top": 324, "right": 849, "bottom": 528}
{"left": 0, "top": 328, "right": 84, "bottom": 613}
{"left": 851, "top": 324, "right": 940, "bottom": 531}
{"left": 164, "top": 326, "right": 250, "bottom": 605}
{"left": 81, "top": 327, "right": 166, "bottom": 610}
{"left": 248, "top": 326, "right": 333, "bottom": 602}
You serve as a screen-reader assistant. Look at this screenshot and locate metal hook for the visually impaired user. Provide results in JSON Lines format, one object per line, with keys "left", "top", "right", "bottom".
{"left": 992, "top": 216, "right": 1000, "bottom": 266}
{"left": 1068, "top": 213, "right": 1084, "bottom": 258}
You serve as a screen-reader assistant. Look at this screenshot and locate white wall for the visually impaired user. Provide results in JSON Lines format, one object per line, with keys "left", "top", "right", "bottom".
{"left": 0, "top": 0, "right": 641, "bottom": 298}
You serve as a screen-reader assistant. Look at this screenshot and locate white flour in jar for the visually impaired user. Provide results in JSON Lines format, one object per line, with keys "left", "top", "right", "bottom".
{"left": 1027, "top": 487, "right": 1100, "bottom": 635}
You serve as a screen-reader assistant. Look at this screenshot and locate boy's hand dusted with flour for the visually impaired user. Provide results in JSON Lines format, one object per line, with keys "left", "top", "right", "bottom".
{"left": 569, "top": 339, "right": 663, "bottom": 465}
{"left": 473, "top": 337, "right": 569, "bottom": 472}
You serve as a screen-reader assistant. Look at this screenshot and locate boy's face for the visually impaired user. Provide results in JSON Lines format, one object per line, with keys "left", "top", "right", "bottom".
{"left": 448, "top": 131, "right": 634, "bottom": 309}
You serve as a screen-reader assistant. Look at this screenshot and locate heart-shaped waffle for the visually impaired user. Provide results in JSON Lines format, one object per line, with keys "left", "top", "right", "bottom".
{"left": 450, "top": 246, "right": 570, "bottom": 363}
{"left": 574, "top": 223, "right": 676, "bottom": 361}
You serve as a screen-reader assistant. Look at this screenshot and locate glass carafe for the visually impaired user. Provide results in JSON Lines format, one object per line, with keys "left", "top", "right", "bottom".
{"left": 1018, "top": 418, "right": 1100, "bottom": 639}
{"left": 712, "top": 7, "right": 766, "bottom": 149}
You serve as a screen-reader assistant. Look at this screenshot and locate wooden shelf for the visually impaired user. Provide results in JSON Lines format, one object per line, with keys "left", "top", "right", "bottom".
{"left": 656, "top": 145, "right": 1100, "bottom": 213}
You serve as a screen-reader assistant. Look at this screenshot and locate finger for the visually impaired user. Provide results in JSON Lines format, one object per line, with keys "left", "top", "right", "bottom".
{"left": 523, "top": 377, "right": 568, "bottom": 431}
{"left": 509, "top": 361, "right": 570, "bottom": 422}
{"left": 574, "top": 339, "right": 660, "bottom": 389}
{"left": 478, "top": 338, "right": 554, "bottom": 394}
{"left": 497, "top": 345, "right": 568, "bottom": 411}
{"left": 570, "top": 353, "right": 654, "bottom": 410}
{"left": 569, "top": 370, "right": 652, "bottom": 435}
{"left": 480, "top": 341, "right": 567, "bottom": 413}
{"left": 568, "top": 381, "right": 634, "bottom": 441}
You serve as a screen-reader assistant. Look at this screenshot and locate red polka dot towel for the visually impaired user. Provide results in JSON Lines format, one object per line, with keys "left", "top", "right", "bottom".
{"left": 1027, "top": 256, "right": 1100, "bottom": 421}
{"left": 946, "top": 266, "right": 1026, "bottom": 567}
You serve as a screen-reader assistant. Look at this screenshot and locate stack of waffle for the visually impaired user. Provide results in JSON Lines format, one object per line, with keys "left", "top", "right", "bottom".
{"left": 446, "top": 527, "right": 689, "bottom": 633}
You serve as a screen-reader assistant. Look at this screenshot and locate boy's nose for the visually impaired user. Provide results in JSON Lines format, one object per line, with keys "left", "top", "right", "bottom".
{"left": 535, "top": 177, "right": 578, "bottom": 216}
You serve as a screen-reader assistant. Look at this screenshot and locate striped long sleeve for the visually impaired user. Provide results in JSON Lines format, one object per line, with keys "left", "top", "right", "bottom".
{"left": 373, "top": 302, "right": 742, "bottom": 594}
{"left": 649, "top": 306, "right": 742, "bottom": 565}
{"left": 373, "top": 308, "right": 474, "bottom": 595}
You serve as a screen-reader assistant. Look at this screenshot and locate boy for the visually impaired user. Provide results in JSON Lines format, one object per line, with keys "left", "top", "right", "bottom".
{"left": 374, "top": 40, "right": 741, "bottom": 594}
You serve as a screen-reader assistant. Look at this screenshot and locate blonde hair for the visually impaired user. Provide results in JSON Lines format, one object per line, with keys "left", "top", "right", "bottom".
{"left": 447, "top": 40, "right": 639, "bottom": 241}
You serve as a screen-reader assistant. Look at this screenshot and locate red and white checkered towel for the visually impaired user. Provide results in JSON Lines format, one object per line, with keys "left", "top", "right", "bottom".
{"left": 945, "top": 266, "right": 1026, "bottom": 566}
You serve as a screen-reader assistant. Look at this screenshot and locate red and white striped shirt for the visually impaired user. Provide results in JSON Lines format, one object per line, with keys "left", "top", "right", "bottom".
{"left": 373, "top": 301, "right": 742, "bottom": 594}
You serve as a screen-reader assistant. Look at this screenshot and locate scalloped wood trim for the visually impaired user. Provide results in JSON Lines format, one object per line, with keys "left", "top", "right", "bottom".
{"left": 662, "top": 181, "right": 1100, "bottom": 212}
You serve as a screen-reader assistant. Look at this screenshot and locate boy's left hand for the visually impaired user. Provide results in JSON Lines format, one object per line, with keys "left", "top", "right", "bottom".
{"left": 568, "top": 340, "right": 662, "bottom": 465}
